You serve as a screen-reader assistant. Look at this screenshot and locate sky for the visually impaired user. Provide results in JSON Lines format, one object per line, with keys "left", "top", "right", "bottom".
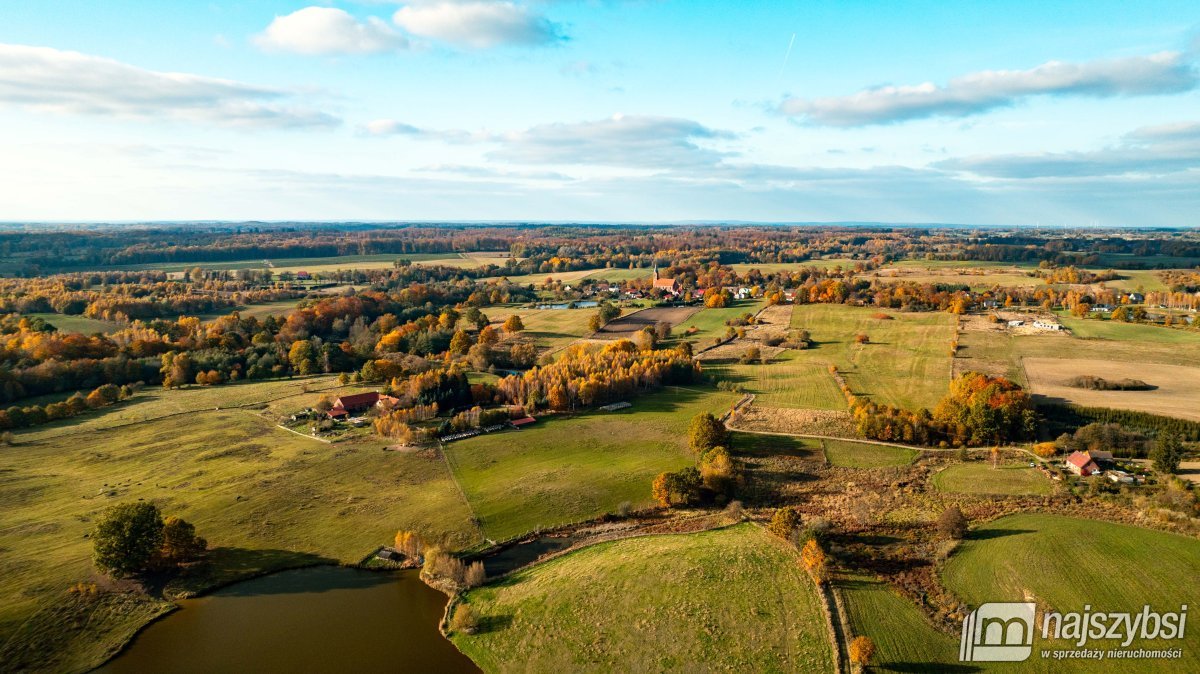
{"left": 0, "top": 0, "right": 1198, "bottom": 226}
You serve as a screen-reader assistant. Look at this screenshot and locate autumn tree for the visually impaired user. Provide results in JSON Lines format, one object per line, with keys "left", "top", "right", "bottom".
{"left": 688, "top": 412, "right": 729, "bottom": 454}
{"left": 651, "top": 468, "right": 701, "bottom": 507}
{"left": 699, "top": 446, "right": 739, "bottom": 495}
{"left": 464, "top": 561, "right": 486, "bottom": 588}
{"left": 502, "top": 315, "right": 525, "bottom": 333}
{"left": 801, "top": 538, "right": 828, "bottom": 583}
{"left": 394, "top": 530, "right": 424, "bottom": 558}
{"left": 849, "top": 635, "right": 876, "bottom": 668}
{"left": 768, "top": 507, "right": 801, "bottom": 540}
{"left": 449, "top": 604, "right": 478, "bottom": 634}
{"left": 937, "top": 506, "right": 968, "bottom": 540}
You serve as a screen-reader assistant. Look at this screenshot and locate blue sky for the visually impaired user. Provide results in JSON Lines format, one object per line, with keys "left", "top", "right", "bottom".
{"left": 1, "top": 0, "right": 1197, "bottom": 225}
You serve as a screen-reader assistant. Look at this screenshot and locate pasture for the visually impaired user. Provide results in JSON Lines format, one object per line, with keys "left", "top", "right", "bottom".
{"left": 453, "top": 524, "right": 834, "bottom": 673}
{"left": 823, "top": 439, "right": 916, "bottom": 468}
{"left": 482, "top": 305, "right": 600, "bottom": 351}
{"left": 1023, "top": 357, "right": 1200, "bottom": 422}
{"left": 931, "top": 463, "right": 1052, "bottom": 496}
{"left": 1056, "top": 313, "right": 1200, "bottom": 344}
{"left": 443, "top": 387, "right": 739, "bottom": 541}
{"left": 727, "top": 258, "right": 862, "bottom": 273}
{"left": 943, "top": 514, "right": 1200, "bottom": 672}
{"left": 0, "top": 385, "right": 479, "bottom": 672}
{"left": 673, "top": 299, "right": 766, "bottom": 346}
{"left": 789, "top": 304, "right": 957, "bottom": 411}
{"left": 23, "top": 313, "right": 122, "bottom": 335}
{"left": 593, "top": 305, "right": 698, "bottom": 339}
{"left": 704, "top": 350, "right": 845, "bottom": 410}
{"left": 837, "top": 574, "right": 961, "bottom": 670}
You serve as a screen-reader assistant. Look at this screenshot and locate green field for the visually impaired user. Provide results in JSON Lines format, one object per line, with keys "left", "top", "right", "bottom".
{"left": 675, "top": 299, "right": 766, "bottom": 346}
{"left": 453, "top": 524, "right": 834, "bottom": 673}
{"left": 0, "top": 379, "right": 480, "bottom": 672}
{"left": 23, "top": 313, "right": 123, "bottom": 335}
{"left": 789, "top": 304, "right": 956, "bottom": 410}
{"left": 931, "top": 463, "right": 1052, "bottom": 495}
{"left": 483, "top": 305, "right": 600, "bottom": 351}
{"left": 704, "top": 350, "right": 845, "bottom": 410}
{"left": 443, "top": 387, "right": 739, "bottom": 541}
{"left": 823, "top": 439, "right": 916, "bottom": 468}
{"left": 942, "top": 514, "right": 1200, "bottom": 672}
{"left": 1056, "top": 312, "right": 1200, "bottom": 344}
{"left": 728, "top": 259, "right": 862, "bottom": 274}
{"left": 838, "top": 574, "right": 961, "bottom": 670}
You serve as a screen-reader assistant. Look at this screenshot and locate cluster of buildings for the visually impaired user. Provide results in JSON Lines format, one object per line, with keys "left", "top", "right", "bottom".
{"left": 1065, "top": 449, "right": 1142, "bottom": 484}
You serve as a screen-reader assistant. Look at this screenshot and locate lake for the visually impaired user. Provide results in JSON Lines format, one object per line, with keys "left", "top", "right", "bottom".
{"left": 97, "top": 566, "right": 479, "bottom": 673}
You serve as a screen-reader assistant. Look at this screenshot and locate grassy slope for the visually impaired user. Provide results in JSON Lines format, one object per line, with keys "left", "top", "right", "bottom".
{"left": 823, "top": 439, "right": 916, "bottom": 468}
{"left": 704, "top": 350, "right": 845, "bottom": 410}
{"left": 453, "top": 524, "right": 834, "bottom": 673}
{"left": 483, "top": 305, "right": 598, "bottom": 351}
{"left": 942, "top": 514, "right": 1200, "bottom": 672}
{"left": 1056, "top": 312, "right": 1200, "bottom": 344}
{"left": 838, "top": 574, "right": 962, "bottom": 671}
{"left": 444, "top": 387, "right": 739, "bottom": 541}
{"left": 23, "top": 313, "right": 122, "bottom": 335}
{"left": 931, "top": 463, "right": 1051, "bottom": 495}
{"left": 0, "top": 379, "right": 479, "bottom": 672}
{"left": 789, "top": 305, "right": 956, "bottom": 410}
{"left": 675, "top": 299, "right": 766, "bottom": 346}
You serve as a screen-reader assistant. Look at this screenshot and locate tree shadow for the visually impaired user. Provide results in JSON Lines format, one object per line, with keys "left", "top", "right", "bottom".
{"left": 475, "top": 613, "right": 514, "bottom": 634}
{"left": 162, "top": 547, "right": 341, "bottom": 598}
{"left": 966, "top": 528, "right": 1034, "bottom": 541}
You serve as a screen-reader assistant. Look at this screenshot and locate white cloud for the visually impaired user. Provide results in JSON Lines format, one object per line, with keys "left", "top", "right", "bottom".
{"left": 393, "top": 1, "right": 565, "bottom": 49}
{"left": 782, "top": 52, "right": 1198, "bottom": 126}
{"left": 490, "top": 114, "right": 736, "bottom": 168}
{"left": 935, "top": 121, "right": 1200, "bottom": 178}
{"left": 255, "top": 7, "right": 408, "bottom": 55}
{"left": 0, "top": 43, "right": 339, "bottom": 128}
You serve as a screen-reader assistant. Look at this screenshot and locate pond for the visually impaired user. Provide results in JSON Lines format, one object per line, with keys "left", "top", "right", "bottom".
{"left": 97, "top": 566, "right": 479, "bottom": 673}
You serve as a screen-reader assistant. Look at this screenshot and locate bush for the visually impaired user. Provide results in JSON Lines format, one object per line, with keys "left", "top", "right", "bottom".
{"left": 936, "top": 506, "right": 968, "bottom": 540}
{"left": 767, "top": 507, "right": 801, "bottom": 540}
{"left": 450, "top": 604, "right": 479, "bottom": 634}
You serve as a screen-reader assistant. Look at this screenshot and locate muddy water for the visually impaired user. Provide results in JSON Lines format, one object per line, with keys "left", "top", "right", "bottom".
{"left": 97, "top": 566, "right": 479, "bottom": 673}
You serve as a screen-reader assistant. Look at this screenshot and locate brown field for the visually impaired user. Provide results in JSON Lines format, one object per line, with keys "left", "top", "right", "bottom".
{"left": 593, "top": 305, "right": 699, "bottom": 338}
{"left": 1023, "top": 357, "right": 1200, "bottom": 421}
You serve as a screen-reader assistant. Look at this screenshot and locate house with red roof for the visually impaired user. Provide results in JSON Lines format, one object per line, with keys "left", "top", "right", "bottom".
{"left": 1066, "top": 451, "right": 1100, "bottom": 476}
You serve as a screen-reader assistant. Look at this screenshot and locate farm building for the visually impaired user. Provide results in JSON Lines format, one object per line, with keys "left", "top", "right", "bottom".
{"left": 1066, "top": 451, "right": 1100, "bottom": 476}
{"left": 1032, "top": 320, "right": 1062, "bottom": 331}
{"left": 511, "top": 416, "right": 537, "bottom": 427}
{"left": 328, "top": 392, "right": 398, "bottom": 418}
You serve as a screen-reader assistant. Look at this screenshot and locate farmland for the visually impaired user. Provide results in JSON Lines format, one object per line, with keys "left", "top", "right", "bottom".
{"left": 443, "top": 387, "right": 739, "bottom": 541}
{"left": 931, "top": 463, "right": 1052, "bottom": 495}
{"left": 789, "top": 304, "right": 957, "bottom": 410}
{"left": 942, "top": 514, "right": 1200, "bottom": 672}
{"left": 0, "top": 380, "right": 480, "bottom": 672}
{"left": 452, "top": 524, "right": 834, "bottom": 673}
{"left": 593, "top": 305, "right": 698, "bottom": 340}
{"left": 673, "top": 299, "right": 766, "bottom": 346}
{"left": 22, "top": 313, "right": 122, "bottom": 335}
{"left": 482, "top": 305, "right": 601, "bottom": 351}
{"left": 1023, "top": 357, "right": 1200, "bottom": 422}
{"left": 704, "top": 350, "right": 846, "bottom": 410}
{"left": 822, "top": 439, "right": 916, "bottom": 468}
{"left": 837, "top": 574, "right": 961, "bottom": 670}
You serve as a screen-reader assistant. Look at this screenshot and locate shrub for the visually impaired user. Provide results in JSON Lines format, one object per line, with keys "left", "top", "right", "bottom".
{"left": 936, "top": 506, "right": 968, "bottom": 540}
{"left": 854, "top": 333, "right": 870, "bottom": 344}
{"left": 449, "top": 604, "right": 479, "bottom": 634}
{"left": 767, "top": 507, "right": 801, "bottom": 540}
{"left": 849, "top": 636, "right": 876, "bottom": 666}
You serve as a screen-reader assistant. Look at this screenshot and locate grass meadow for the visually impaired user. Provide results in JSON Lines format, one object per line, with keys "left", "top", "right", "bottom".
{"left": 0, "top": 379, "right": 479, "bottom": 672}
{"left": 838, "top": 574, "right": 961, "bottom": 671}
{"left": 674, "top": 299, "right": 767, "bottom": 346}
{"left": 443, "top": 387, "right": 739, "bottom": 541}
{"left": 789, "top": 304, "right": 957, "bottom": 410}
{"left": 822, "top": 439, "right": 916, "bottom": 468}
{"left": 941, "top": 514, "right": 1200, "bottom": 672}
{"left": 704, "top": 350, "right": 846, "bottom": 410}
{"left": 23, "top": 313, "right": 123, "bottom": 335}
{"left": 930, "top": 463, "right": 1052, "bottom": 496}
{"left": 453, "top": 524, "right": 834, "bottom": 673}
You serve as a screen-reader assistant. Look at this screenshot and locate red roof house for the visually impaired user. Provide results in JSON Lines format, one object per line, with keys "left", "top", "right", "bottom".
{"left": 511, "top": 416, "right": 537, "bottom": 427}
{"left": 651, "top": 263, "right": 680, "bottom": 295}
{"left": 1066, "top": 451, "right": 1100, "bottom": 476}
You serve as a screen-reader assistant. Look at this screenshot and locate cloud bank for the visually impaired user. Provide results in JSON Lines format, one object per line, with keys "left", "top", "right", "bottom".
{"left": 782, "top": 52, "right": 1198, "bottom": 126}
{"left": 0, "top": 43, "right": 339, "bottom": 128}
{"left": 393, "top": 1, "right": 565, "bottom": 49}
